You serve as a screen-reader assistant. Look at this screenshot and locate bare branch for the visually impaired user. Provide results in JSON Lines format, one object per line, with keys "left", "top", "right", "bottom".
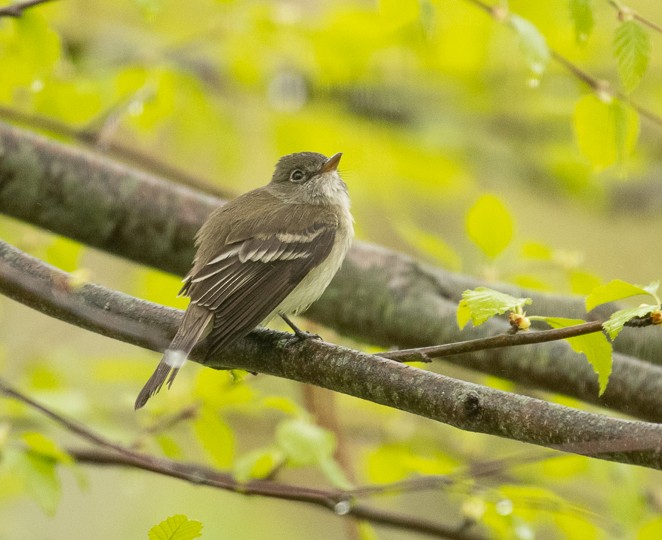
{"left": 70, "top": 448, "right": 483, "bottom": 540}
{"left": 380, "top": 321, "right": 604, "bottom": 362}
{"left": 3, "top": 120, "right": 662, "bottom": 422}
{"left": 0, "top": 376, "right": 485, "bottom": 539}
{"left": 608, "top": 0, "right": 662, "bottom": 35}
{"left": 3, "top": 240, "right": 662, "bottom": 469}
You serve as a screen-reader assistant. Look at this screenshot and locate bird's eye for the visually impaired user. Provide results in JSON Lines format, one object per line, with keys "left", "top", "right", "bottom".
{"left": 290, "top": 169, "right": 305, "bottom": 183}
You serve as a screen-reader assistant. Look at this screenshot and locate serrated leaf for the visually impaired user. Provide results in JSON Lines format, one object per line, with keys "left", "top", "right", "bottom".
{"left": 466, "top": 195, "right": 514, "bottom": 259}
{"left": 457, "top": 287, "right": 532, "bottom": 328}
{"left": 573, "top": 94, "right": 639, "bottom": 170}
{"left": 603, "top": 304, "right": 657, "bottom": 341}
{"left": 569, "top": 0, "right": 594, "bottom": 44}
{"left": 613, "top": 20, "right": 650, "bottom": 92}
{"left": 275, "top": 418, "right": 335, "bottom": 466}
{"left": 541, "top": 317, "right": 612, "bottom": 394}
{"left": 509, "top": 15, "right": 550, "bottom": 75}
{"left": 456, "top": 300, "right": 472, "bottom": 330}
{"left": 233, "top": 447, "right": 284, "bottom": 483}
{"left": 586, "top": 279, "right": 658, "bottom": 311}
{"left": 148, "top": 514, "right": 203, "bottom": 540}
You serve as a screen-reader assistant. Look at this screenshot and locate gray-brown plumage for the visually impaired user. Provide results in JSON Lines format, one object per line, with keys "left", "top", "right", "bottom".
{"left": 135, "top": 152, "right": 353, "bottom": 409}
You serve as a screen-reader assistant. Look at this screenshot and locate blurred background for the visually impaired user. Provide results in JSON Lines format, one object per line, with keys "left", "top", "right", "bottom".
{"left": 1, "top": 0, "right": 662, "bottom": 538}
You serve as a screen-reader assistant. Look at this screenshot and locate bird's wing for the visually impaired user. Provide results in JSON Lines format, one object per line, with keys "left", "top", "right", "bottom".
{"left": 183, "top": 221, "right": 336, "bottom": 357}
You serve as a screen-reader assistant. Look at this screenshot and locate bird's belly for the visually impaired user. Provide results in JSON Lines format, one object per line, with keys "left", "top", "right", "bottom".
{"left": 263, "top": 220, "right": 353, "bottom": 324}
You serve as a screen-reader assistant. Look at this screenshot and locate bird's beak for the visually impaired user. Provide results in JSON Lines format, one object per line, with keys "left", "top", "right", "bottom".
{"left": 321, "top": 152, "right": 342, "bottom": 173}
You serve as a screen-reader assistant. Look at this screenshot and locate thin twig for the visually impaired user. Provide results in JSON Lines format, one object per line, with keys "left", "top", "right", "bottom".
{"left": 463, "top": 0, "right": 662, "bottom": 130}
{"left": 0, "top": 0, "right": 57, "bottom": 18}
{"left": 70, "top": 448, "right": 484, "bottom": 540}
{"left": 607, "top": 0, "right": 662, "bottom": 35}
{"left": 379, "top": 321, "right": 604, "bottom": 362}
{"left": 0, "top": 376, "right": 484, "bottom": 539}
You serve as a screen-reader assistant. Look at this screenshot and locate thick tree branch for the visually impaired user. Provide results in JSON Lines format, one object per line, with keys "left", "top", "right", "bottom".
{"left": 2, "top": 120, "right": 662, "bottom": 419}
{"left": 0, "top": 119, "right": 648, "bottom": 345}
{"left": 3, "top": 240, "right": 662, "bottom": 469}
{"left": 0, "top": 106, "right": 233, "bottom": 199}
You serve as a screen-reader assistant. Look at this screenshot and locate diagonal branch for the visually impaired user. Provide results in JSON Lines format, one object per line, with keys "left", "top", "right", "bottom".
{"left": 0, "top": 0, "right": 58, "bottom": 18}
{"left": 0, "top": 376, "right": 484, "bottom": 539}
{"left": 0, "top": 106, "right": 233, "bottom": 199}
{"left": 70, "top": 449, "right": 481, "bottom": 540}
{"left": 2, "top": 120, "right": 662, "bottom": 421}
{"left": 464, "top": 0, "right": 662, "bottom": 129}
{"left": 3, "top": 240, "right": 662, "bottom": 469}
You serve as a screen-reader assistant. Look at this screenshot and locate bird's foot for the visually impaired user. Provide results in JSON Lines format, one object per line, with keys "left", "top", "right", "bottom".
{"left": 280, "top": 314, "right": 322, "bottom": 342}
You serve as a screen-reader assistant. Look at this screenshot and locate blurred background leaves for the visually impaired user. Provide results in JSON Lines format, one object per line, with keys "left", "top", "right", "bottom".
{"left": 2, "top": 0, "right": 662, "bottom": 538}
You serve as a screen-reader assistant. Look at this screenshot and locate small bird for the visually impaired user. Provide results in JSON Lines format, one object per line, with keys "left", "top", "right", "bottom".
{"left": 135, "top": 152, "right": 353, "bottom": 409}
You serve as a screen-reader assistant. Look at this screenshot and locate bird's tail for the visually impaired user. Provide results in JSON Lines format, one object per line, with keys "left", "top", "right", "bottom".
{"left": 134, "top": 305, "right": 213, "bottom": 409}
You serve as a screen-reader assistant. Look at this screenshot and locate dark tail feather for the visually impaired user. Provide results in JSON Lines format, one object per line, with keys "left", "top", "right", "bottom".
{"left": 134, "top": 358, "right": 176, "bottom": 409}
{"left": 135, "top": 305, "right": 213, "bottom": 410}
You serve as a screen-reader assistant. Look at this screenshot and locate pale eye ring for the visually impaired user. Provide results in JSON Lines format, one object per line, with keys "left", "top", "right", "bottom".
{"left": 290, "top": 169, "right": 305, "bottom": 183}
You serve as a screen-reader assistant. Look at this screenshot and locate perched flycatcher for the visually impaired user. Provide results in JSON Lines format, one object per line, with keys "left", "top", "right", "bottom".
{"left": 135, "top": 152, "right": 353, "bottom": 409}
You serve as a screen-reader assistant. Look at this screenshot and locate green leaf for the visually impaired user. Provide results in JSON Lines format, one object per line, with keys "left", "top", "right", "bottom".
{"left": 275, "top": 419, "right": 351, "bottom": 487}
{"left": 569, "top": 0, "right": 594, "bottom": 44}
{"left": 569, "top": 270, "right": 602, "bottom": 295}
{"left": 45, "top": 237, "right": 84, "bottom": 273}
{"left": 275, "top": 418, "right": 335, "bottom": 466}
{"left": 541, "top": 317, "right": 612, "bottom": 394}
{"left": 521, "top": 241, "right": 552, "bottom": 260}
{"left": 639, "top": 516, "right": 662, "bottom": 539}
{"left": 509, "top": 15, "right": 550, "bottom": 75}
{"left": 573, "top": 94, "right": 639, "bottom": 170}
{"left": 466, "top": 194, "right": 514, "bottom": 259}
{"left": 457, "top": 287, "right": 531, "bottom": 329}
{"left": 21, "top": 432, "right": 73, "bottom": 465}
{"left": 603, "top": 305, "right": 657, "bottom": 341}
{"left": 192, "top": 409, "right": 235, "bottom": 468}
{"left": 379, "top": 0, "right": 420, "bottom": 27}
{"left": 613, "top": 20, "right": 650, "bottom": 93}
{"left": 0, "top": 12, "right": 61, "bottom": 98}
{"left": 148, "top": 515, "right": 203, "bottom": 540}
{"left": 318, "top": 456, "right": 352, "bottom": 490}
{"left": 586, "top": 279, "right": 659, "bottom": 311}
{"left": 14, "top": 450, "right": 61, "bottom": 515}
{"left": 233, "top": 447, "right": 284, "bottom": 483}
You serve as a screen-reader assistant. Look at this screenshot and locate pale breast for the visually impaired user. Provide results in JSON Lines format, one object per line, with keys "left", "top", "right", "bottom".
{"left": 263, "top": 205, "right": 354, "bottom": 323}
